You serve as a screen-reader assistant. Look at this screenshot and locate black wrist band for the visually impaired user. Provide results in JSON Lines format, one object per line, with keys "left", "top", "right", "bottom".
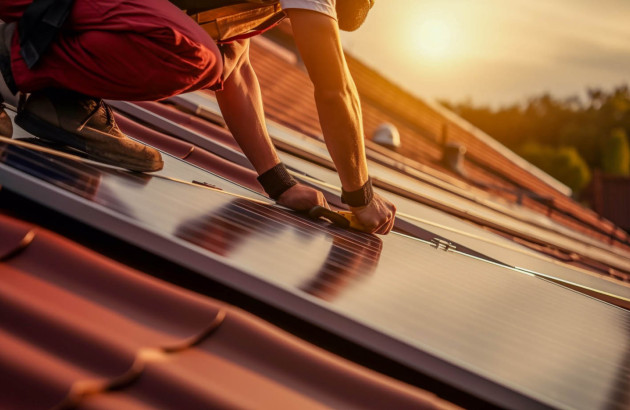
{"left": 341, "top": 176, "right": 374, "bottom": 207}
{"left": 257, "top": 162, "right": 297, "bottom": 200}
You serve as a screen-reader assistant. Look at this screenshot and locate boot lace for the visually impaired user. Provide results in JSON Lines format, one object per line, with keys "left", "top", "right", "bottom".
{"left": 78, "top": 99, "right": 115, "bottom": 132}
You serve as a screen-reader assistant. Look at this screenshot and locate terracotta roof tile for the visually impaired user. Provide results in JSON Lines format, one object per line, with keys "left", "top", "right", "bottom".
{"left": 115, "top": 113, "right": 264, "bottom": 194}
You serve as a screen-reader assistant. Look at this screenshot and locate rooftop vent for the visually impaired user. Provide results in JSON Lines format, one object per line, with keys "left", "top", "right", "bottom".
{"left": 372, "top": 123, "right": 401, "bottom": 150}
{"left": 442, "top": 142, "right": 467, "bottom": 177}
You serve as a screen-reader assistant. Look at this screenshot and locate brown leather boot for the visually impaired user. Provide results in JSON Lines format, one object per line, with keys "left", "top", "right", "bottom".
{"left": 15, "top": 89, "right": 163, "bottom": 172}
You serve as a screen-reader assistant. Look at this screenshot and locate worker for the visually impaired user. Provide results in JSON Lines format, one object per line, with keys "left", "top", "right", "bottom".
{"left": 0, "top": 0, "right": 396, "bottom": 234}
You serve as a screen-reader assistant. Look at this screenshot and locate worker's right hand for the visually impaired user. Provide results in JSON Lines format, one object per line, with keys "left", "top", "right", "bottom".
{"left": 350, "top": 193, "right": 396, "bottom": 235}
{"left": 277, "top": 183, "right": 329, "bottom": 212}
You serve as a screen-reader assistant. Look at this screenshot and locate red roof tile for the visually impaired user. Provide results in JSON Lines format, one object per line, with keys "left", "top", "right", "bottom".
{"left": 132, "top": 101, "right": 242, "bottom": 153}
{"left": 115, "top": 113, "right": 264, "bottom": 194}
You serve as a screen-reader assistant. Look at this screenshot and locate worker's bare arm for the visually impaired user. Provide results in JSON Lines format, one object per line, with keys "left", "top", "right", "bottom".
{"left": 286, "top": 9, "right": 396, "bottom": 234}
{"left": 285, "top": 9, "right": 367, "bottom": 190}
{"left": 215, "top": 39, "right": 278, "bottom": 174}
{"left": 215, "top": 39, "right": 328, "bottom": 211}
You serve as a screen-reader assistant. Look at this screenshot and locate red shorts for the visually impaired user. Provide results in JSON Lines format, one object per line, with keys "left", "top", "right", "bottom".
{"left": 0, "top": 0, "right": 222, "bottom": 100}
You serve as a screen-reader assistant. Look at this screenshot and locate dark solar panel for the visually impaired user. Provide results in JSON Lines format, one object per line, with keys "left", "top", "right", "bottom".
{"left": 167, "top": 93, "right": 630, "bottom": 272}
{"left": 107, "top": 98, "right": 630, "bottom": 305}
{"left": 278, "top": 151, "right": 630, "bottom": 306}
{"left": 1, "top": 141, "right": 629, "bottom": 410}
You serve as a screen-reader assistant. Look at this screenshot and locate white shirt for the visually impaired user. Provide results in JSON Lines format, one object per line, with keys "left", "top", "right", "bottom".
{"left": 279, "top": 0, "right": 337, "bottom": 20}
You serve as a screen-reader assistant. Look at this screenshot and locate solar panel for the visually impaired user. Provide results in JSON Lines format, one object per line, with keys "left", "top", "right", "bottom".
{"left": 108, "top": 99, "right": 630, "bottom": 306}
{"left": 167, "top": 92, "right": 630, "bottom": 270}
{"left": 277, "top": 151, "right": 630, "bottom": 307}
{"left": 1, "top": 139, "right": 629, "bottom": 410}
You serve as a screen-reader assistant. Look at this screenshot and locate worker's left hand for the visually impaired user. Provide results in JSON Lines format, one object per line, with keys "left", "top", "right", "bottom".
{"left": 277, "top": 183, "right": 329, "bottom": 211}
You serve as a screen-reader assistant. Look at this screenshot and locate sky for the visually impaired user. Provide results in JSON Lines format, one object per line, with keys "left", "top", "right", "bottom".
{"left": 340, "top": 0, "right": 630, "bottom": 107}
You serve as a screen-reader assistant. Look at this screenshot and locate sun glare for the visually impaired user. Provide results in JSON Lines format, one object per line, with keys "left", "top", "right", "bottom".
{"left": 414, "top": 19, "right": 453, "bottom": 60}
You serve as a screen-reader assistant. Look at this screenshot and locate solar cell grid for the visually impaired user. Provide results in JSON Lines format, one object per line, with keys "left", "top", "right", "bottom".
{"left": 1, "top": 141, "right": 629, "bottom": 409}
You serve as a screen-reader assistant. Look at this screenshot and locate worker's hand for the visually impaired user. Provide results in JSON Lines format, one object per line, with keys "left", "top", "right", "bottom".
{"left": 350, "top": 193, "right": 396, "bottom": 235}
{"left": 277, "top": 183, "right": 329, "bottom": 211}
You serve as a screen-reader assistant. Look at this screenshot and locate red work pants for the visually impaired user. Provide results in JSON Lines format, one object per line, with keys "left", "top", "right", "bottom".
{"left": 0, "top": 0, "right": 222, "bottom": 100}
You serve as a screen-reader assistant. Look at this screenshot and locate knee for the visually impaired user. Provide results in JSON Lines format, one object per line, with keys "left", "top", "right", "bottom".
{"left": 148, "top": 33, "right": 223, "bottom": 98}
{"left": 180, "top": 40, "right": 224, "bottom": 91}
{"left": 132, "top": 32, "right": 224, "bottom": 99}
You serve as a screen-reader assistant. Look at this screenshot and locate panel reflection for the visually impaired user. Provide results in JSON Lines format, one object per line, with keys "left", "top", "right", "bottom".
{"left": 0, "top": 141, "right": 102, "bottom": 199}
{"left": 175, "top": 197, "right": 383, "bottom": 302}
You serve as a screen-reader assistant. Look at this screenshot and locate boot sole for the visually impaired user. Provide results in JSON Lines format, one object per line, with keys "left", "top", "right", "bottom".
{"left": 15, "top": 110, "right": 163, "bottom": 172}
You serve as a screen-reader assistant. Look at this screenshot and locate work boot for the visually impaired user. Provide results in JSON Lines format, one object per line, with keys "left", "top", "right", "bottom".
{"left": 15, "top": 89, "right": 164, "bottom": 172}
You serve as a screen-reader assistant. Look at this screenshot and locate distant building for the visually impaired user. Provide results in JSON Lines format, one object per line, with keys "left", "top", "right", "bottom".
{"left": 588, "top": 171, "right": 630, "bottom": 233}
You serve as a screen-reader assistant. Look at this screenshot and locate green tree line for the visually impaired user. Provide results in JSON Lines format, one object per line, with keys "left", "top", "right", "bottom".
{"left": 441, "top": 85, "right": 630, "bottom": 195}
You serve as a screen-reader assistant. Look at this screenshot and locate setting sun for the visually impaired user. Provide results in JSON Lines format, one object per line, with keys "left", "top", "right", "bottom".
{"left": 415, "top": 19, "right": 453, "bottom": 59}
{"left": 342, "top": 0, "right": 630, "bottom": 104}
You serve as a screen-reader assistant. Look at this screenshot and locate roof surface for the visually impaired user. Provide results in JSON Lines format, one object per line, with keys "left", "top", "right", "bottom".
{"left": 1, "top": 21, "right": 630, "bottom": 410}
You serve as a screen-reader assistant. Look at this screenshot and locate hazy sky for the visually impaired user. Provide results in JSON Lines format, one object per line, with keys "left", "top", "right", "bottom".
{"left": 340, "top": 0, "right": 630, "bottom": 107}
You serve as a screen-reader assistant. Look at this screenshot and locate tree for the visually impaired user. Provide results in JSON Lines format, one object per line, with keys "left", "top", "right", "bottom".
{"left": 519, "top": 143, "right": 592, "bottom": 194}
{"left": 441, "top": 85, "right": 630, "bottom": 194}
